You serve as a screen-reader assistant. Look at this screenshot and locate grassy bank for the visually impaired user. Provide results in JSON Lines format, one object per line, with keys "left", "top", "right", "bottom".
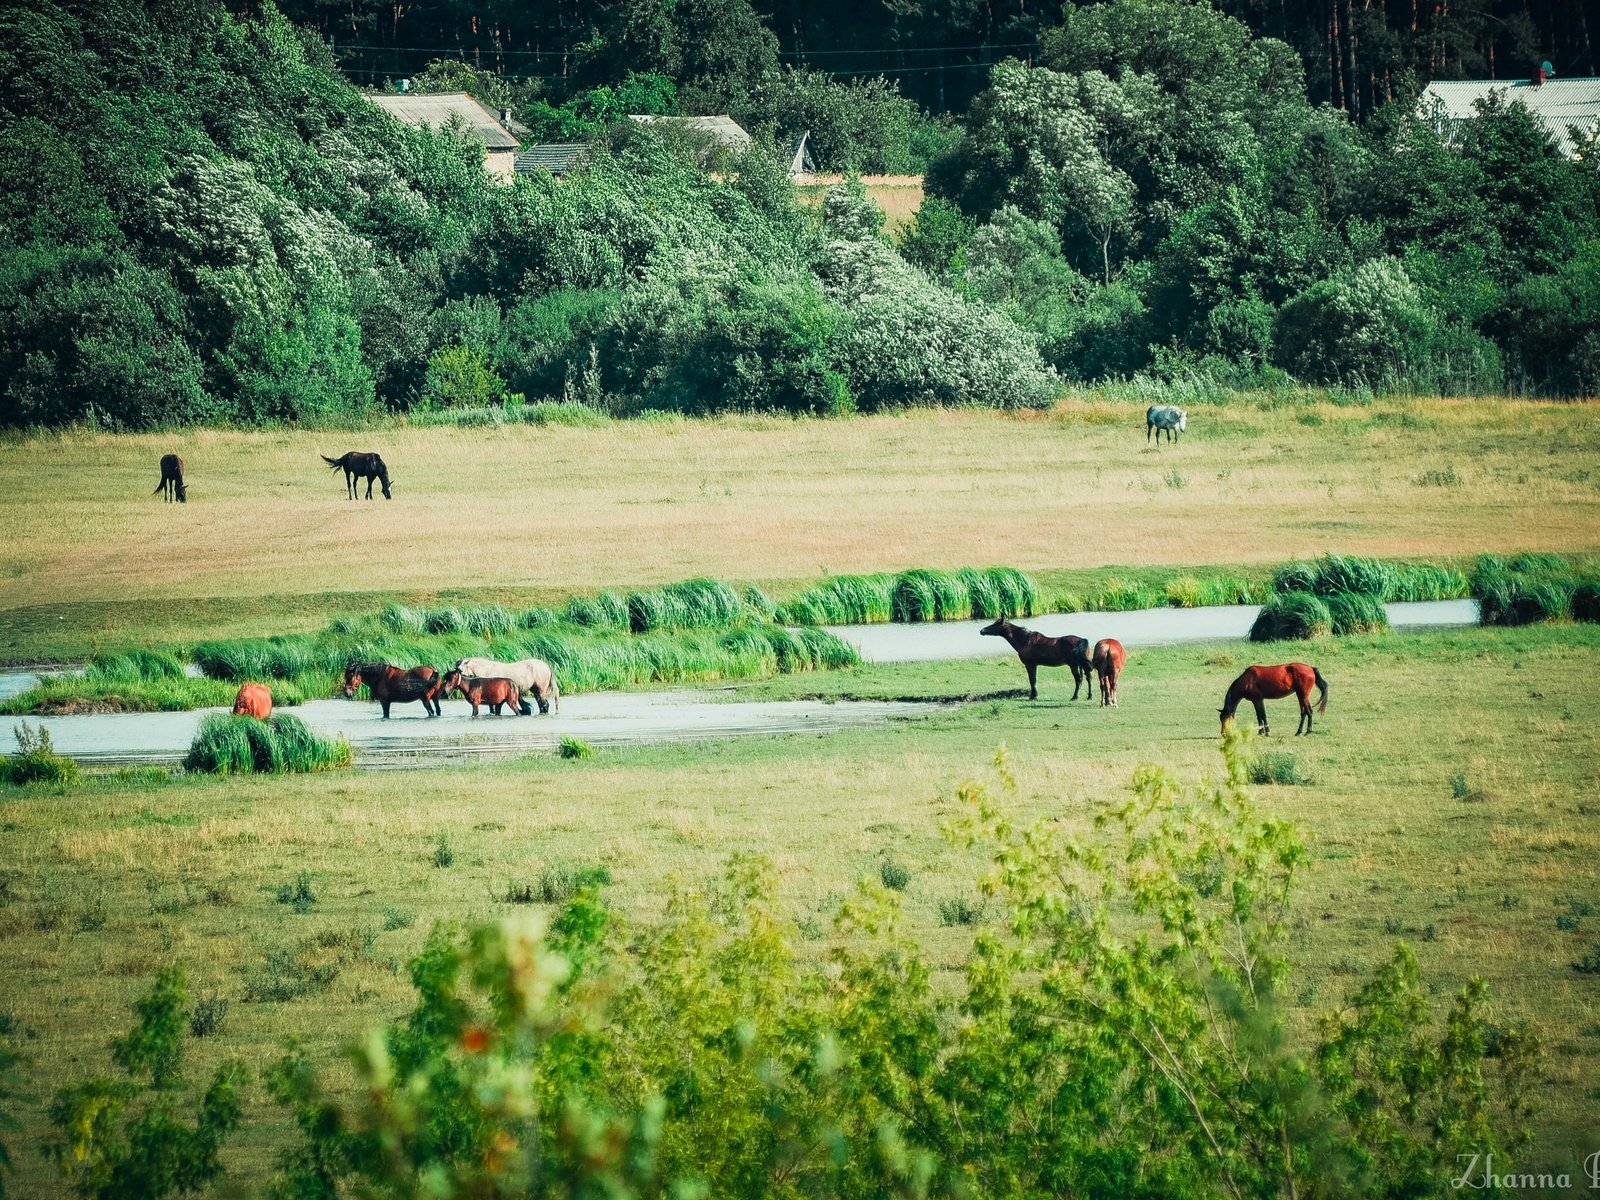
{"left": 0, "top": 625, "right": 1596, "bottom": 1191}
{"left": 2, "top": 397, "right": 1596, "bottom": 645}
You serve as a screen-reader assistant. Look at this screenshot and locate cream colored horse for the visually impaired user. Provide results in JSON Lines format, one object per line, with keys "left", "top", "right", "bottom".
{"left": 453, "top": 657, "right": 560, "bottom": 715}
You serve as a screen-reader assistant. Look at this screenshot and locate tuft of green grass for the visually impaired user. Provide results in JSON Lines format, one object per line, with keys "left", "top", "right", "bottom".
{"left": 183, "top": 714, "right": 349, "bottom": 775}
{"left": 1414, "top": 465, "right": 1461, "bottom": 487}
{"left": 879, "top": 855, "right": 911, "bottom": 891}
{"left": 1250, "top": 592, "right": 1333, "bottom": 642}
{"left": 558, "top": 736, "right": 593, "bottom": 760}
{"left": 0, "top": 722, "right": 80, "bottom": 786}
{"left": 625, "top": 578, "right": 743, "bottom": 633}
{"left": 381, "top": 907, "right": 416, "bottom": 931}
{"left": 243, "top": 927, "right": 374, "bottom": 1002}
{"left": 781, "top": 567, "right": 1035, "bottom": 625}
{"left": 534, "top": 863, "right": 612, "bottom": 905}
{"left": 274, "top": 872, "right": 317, "bottom": 914}
{"left": 188, "top": 992, "right": 229, "bottom": 1038}
{"left": 1248, "top": 751, "right": 1311, "bottom": 786}
{"left": 432, "top": 835, "right": 454, "bottom": 869}
{"left": 937, "top": 895, "right": 984, "bottom": 926}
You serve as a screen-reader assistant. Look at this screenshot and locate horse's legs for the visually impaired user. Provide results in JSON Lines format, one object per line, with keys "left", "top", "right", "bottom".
{"left": 381, "top": 700, "right": 391, "bottom": 719}
{"left": 1026, "top": 661, "right": 1038, "bottom": 700}
{"left": 1253, "top": 697, "right": 1269, "bottom": 735}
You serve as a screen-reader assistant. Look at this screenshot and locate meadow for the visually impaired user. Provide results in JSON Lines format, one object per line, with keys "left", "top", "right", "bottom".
{"left": 1, "top": 394, "right": 1598, "bottom": 660}
{"left": 0, "top": 626, "right": 1597, "bottom": 1193}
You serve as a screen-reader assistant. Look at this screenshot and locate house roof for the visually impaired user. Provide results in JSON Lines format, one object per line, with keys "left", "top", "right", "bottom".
{"left": 1419, "top": 77, "right": 1600, "bottom": 156}
{"left": 369, "top": 92, "right": 521, "bottom": 150}
{"left": 513, "top": 144, "right": 593, "bottom": 176}
{"left": 627, "top": 114, "right": 753, "bottom": 150}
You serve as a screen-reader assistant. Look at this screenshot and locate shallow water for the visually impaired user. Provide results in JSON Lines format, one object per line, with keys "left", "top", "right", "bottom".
{"left": 1, "top": 690, "right": 940, "bottom": 769}
{"left": 0, "top": 598, "right": 1480, "bottom": 767}
{"left": 825, "top": 599, "right": 1479, "bottom": 663}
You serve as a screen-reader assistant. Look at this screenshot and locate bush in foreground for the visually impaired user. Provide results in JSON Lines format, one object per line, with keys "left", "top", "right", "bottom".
{"left": 248, "top": 741, "right": 1536, "bottom": 1199}
{"left": 183, "top": 714, "right": 349, "bottom": 775}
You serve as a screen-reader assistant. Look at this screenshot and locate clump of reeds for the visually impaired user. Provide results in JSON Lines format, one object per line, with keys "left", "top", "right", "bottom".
{"left": 183, "top": 713, "right": 350, "bottom": 775}
{"left": 1471, "top": 554, "right": 1578, "bottom": 626}
{"left": 778, "top": 567, "right": 1036, "bottom": 625}
{"left": 625, "top": 578, "right": 743, "bottom": 632}
{"left": 1250, "top": 592, "right": 1333, "bottom": 641}
{"left": 1324, "top": 590, "right": 1390, "bottom": 635}
{"left": 0, "top": 722, "right": 80, "bottom": 786}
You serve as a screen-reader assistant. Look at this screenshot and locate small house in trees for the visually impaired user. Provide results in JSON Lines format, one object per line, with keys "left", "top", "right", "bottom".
{"left": 627, "top": 114, "right": 754, "bottom": 154}
{"left": 369, "top": 92, "right": 524, "bottom": 176}
{"left": 1419, "top": 76, "right": 1600, "bottom": 159}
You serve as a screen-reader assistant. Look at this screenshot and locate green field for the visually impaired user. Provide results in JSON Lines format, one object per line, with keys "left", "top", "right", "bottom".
{"left": 2, "top": 626, "right": 1598, "bottom": 1192}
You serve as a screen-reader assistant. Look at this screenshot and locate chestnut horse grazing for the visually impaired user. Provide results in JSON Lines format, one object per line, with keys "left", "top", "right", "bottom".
{"left": 322, "top": 451, "right": 392, "bottom": 500}
{"left": 441, "top": 669, "right": 523, "bottom": 717}
{"left": 342, "top": 662, "right": 442, "bottom": 719}
{"left": 231, "top": 683, "right": 272, "bottom": 719}
{"left": 153, "top": 454, "right": 186, "bottom": 502}
{"left": 1220, "top": 663, "right": 1328, "bottom": 736}
{"left": 1092, "top": 638, "right": 1126, "bottom": 708}
{"left": 454, "top": 657, "right": 560, "bottom": 715}
{"left": 980, "top": 615, "right": 1094, "bottom": 700}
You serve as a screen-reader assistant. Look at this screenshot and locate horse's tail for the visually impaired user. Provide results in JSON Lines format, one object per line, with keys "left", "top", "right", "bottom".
{"left": 322, "top": 455, "right": 342, "bottom": 469}
{"left": 1313, "top": 668, "right": 1328, "bottom": 714}
{"left": 548, "top": 669, "right": 560, "bottom": 715}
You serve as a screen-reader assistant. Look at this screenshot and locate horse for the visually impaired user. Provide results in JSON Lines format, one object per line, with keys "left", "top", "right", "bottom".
{"left": 979, "top": 616, "right": 1094, "bottom": 701}
{"left": 453, "top": 657, "right": 560, "bottom": 716}
{"left": 1219, "top": 663, "right": 1328, "bottom": 736}
{"left": 153, "top": 454, "right": 187, "bottom": 502}
{"left": 1146, "top": 405, "right": 1187, "bottom": 444}
{"left": 322, "top": 452, "right": 392, "bottom": 500}
{"left": 341, "top": 661, "right": 442, "bottom": 719}
{"left": 231, "top": 682, "right": 272, "bottom": 719}
{"left": 440, "top": 669, "right": 524, "bottom": 717}
{"left": 1092, "top": 638, "right": 1126, "bottom": 708}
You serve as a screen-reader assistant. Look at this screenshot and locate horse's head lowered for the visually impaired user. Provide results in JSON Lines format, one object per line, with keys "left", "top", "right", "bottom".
{"left": 979, "top": 616, "right": 1015, "bottom": 639}
{"left": 440, "top": 668, "right": 464, "bottom": 695}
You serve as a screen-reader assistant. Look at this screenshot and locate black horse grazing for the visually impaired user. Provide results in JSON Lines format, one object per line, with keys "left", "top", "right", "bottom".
{"left": 341, "top": 662, "right": 442, "bottom": 719}
{"left": 322, "top": 452, "right": 392, "bottom": 500}
{"left": 979, "top": 615, "right": 1095, "bottom": 700}
{"left": 153, "top": 454, "right": 186, "bottom": 503}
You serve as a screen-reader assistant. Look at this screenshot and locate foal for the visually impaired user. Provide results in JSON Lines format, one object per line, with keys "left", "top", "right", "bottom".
{"left": 441, "top": 669, "right": 524, "bottom": 717}
{"left": 980, "top": 615, "right": 1094, "bottom": 700}
{"left": 153, "top": 454, "right": 186, "bottom": 502}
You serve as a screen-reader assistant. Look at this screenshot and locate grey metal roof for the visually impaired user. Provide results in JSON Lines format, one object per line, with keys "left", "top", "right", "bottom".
{"left": 369, "top": 92, "right": 521, "bottom": 150}
{"left": 1419, "top": 77, "right": 1600, "bottom": 157}
{"left": 627, "top": 114, "right": 753, "bottom": 149}
{"left": 513, "top": 144, "right": 593, "bottom": 176}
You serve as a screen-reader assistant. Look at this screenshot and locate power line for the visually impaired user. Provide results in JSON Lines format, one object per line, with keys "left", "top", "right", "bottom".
{"left": 325, "top": 39, "right": 1036, "bottom": 60}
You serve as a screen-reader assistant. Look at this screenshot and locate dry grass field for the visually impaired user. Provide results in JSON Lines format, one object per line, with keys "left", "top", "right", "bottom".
{"left": 794, "top": 174, "right": 926, "bottom": 231}
{"left": 1, "top": 397, "right": 1596, "bottom": 658}
{"left": 0, "top": 627, "right": 1596, "bottom": 1192}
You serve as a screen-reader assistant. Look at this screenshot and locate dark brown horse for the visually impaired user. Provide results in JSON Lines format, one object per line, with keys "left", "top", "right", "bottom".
{"left": 441, "top": 669, "right": 524, "bottom": 717}
{"left": 341, "top": 661, "right": 441, "bottom": 718}
{"left": 980, "top": 615, "right": 1094, "bottom": 700}
{"left": 153, "top": 454, "right": 186, "bottom": 503}
{"left": 322, "top": 452, "right": 392, "bottom": 500}
{"left": 1092, "top": 638, "right": 1126, "bottom": 708}
{"left": 1220, "top": 663, "right": 1328, "bottom": 736}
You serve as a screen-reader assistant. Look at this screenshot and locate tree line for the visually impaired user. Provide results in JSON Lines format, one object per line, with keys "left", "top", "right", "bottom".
{"left": 1, "top": 0, "right": 1596, "bottom": 432}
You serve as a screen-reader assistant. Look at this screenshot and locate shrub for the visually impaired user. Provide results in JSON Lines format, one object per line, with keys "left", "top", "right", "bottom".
{"left": 45, "top": 967, "right": 245, "bottom": 1198}
{"left": 878, "top": 854, "right": 910, "bottom": 890}
{"left": 382, "top": 907, "right": 416, "bottom": 931}
{"left": 274, "top": 873, "right": 317, "bottom": 914}
{"left": 1324, "top": 590, "right": 1390, "bottom": 636}
{"left": 1251, "top": 592, "right": 1333, "bottom": 641}
{"left": 243, "top": 928, "right": 373, "bottom": 1002}
{"left": 937, "top": 895, "right": 984, "bottom": 926}
{"left": 0, "top": 722, "right": 80, "bottom": 786}
{"left": 432, "top": 835, "right": 454, "bottom": 869}
{"left": 535, "top": 863, "right": 611, "bottom": 905}
{"left": 183, "top": 714, "right": 349, "bottom": 775}
{"left": 188, "top": 992, "right": 229, "bottom": 1039}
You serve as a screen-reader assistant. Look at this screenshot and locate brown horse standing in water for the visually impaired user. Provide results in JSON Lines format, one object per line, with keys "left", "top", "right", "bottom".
{"left": 1220, "top": 663, "right": 1328, "bottom": 736}
{"left": 341, "top": 662, "right": 442, "bottom": 719}
{"left": 980, "top": 615, "right": 1094, "bottom": 700}
{"left": 153, "top": 454, "right": 186, "bottom": 502}
{"left": 440, "top": 669, "right": 523, "bottom": 717}
{"left": 1092, "top": 638, "right": 1126, "bottom": 708}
